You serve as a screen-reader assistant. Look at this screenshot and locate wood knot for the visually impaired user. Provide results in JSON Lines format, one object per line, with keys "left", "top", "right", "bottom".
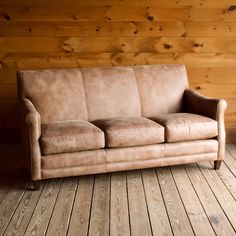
{"left": 196, "top": 86, "right": 201, "bottom": 90}
{"left": 3, "top": 14, "right": 11, "bottom": 21}
{"left": 193, "top": 43, "right": 203, "bottom": 47}
{"left": 72, "top": 15, "right": 78, "bottom": 20}
{"left": 164, "top": 43, "right": 172, "bottom": 49}
{"left": 228, "top": 5, "right": 236, "bottom": 11}
{"left": 147, "top": 15, "right": 154, "bottom": 21}
{"left": 115, "top": 57, "right": 122, "bottom": 63}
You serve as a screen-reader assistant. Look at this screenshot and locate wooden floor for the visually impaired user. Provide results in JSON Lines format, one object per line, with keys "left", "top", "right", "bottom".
{"left": 0, "top": 145, "right": 236, "bottom": 236}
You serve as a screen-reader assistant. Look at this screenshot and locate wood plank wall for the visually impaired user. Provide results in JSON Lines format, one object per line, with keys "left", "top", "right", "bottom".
{"left": 0, "top": 0, "right": 236, "bottom": 143}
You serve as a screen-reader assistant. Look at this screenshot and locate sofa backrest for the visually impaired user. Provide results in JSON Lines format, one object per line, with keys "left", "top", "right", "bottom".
{"left": 17, "top": 65, "right": 189, "bottom": 123}
{"left": 135, "top": 65, "right": 189, "bottom": 117}
{"left": 81, "top": 67, "right": 142, "bottom": 121}
{"left": 17, "top": 69, "right": 88, "bottom": 123}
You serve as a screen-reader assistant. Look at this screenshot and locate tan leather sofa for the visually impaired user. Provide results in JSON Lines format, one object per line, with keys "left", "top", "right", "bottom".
{"left": 17, "top": 65, "right": 227, "bottom": 190}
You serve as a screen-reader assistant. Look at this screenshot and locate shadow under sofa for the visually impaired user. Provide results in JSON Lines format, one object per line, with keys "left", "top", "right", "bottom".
{"left": 17, "top": 64, "right": 227, "bottom": 190}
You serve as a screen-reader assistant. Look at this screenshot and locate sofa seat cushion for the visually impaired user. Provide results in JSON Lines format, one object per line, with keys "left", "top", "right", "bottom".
{"left": 92, "top": 117, "right": 164, "bottom": 148}
{"left": 40, "top": 120, "right": 105, "bottom": 155}
{"left": 151, "top": 113, "right": 218, "bottom": 142}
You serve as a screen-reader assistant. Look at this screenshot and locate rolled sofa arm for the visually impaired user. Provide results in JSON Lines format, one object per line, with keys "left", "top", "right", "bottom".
{"left": 20, "top": 98, "right": 42, "bottom": 180}
{"left": 184, "top": 89, "right": 227, "bottom": 160}
{"left": 184, "top": 89, "right": 227, "bottom": 120}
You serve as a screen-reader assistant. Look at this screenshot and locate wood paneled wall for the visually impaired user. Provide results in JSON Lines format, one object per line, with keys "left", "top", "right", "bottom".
{"left": 1, "top": 0, "right": 236, "bottom": 142}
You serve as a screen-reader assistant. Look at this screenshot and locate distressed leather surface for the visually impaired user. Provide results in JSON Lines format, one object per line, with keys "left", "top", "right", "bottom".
{"left": 40, "top": 120, "right": 105, "bottom": 155}
{"left": 18, "top": 69, "right": 88, "bottom": 123}
{"left": 17, "top": 65, "right": 227, "bottom": 180}
{"left": 82, "top": 67, "right": 142, "bottom": 121}
{"left": 184, "top": 89, "right": 227, "bottom": 160}
{"left": 151, "top": 113, "right": 218, "bottom": 142}
{"left": 135, "top": 64, "right": 189, "bottom": 117}
{"left": 93, "top": 117, "right": 164, "bottom": 148}
{"left": 42, "top": 139, "right": 217, "bottom": 172}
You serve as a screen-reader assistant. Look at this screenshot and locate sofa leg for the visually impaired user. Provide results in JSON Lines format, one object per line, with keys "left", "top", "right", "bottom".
{"left": 214, "top": 160, "right": 222, "bottom": 170}
{"left": 33, "top": 180, "right": 40, "bottom": 191}
{"left": 29, "top": 180, "right": 40, "bottom": 191}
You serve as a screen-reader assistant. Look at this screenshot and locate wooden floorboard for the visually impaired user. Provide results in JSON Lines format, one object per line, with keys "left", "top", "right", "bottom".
{"left": 46, "top": 177, "right": 78, "bottom": 236}
{"left": 67, "top": 176, "right": 94, "bottom": 236}
{"left": 142, "top": 169, "right": 172, "bottom": 236}
{"left": 157, "top": 167, "right": 194, "bottom": 236}
{"left": 88, "top": 174, "right": 110, "bottom": 236}
{"left": 127, "top": 170, "right": 152, "bottom": 236}
{"left": 24, "top": 179, "right": 63, "bottom": 236}
{"left": 110, "top": 172, "right": 130, "bottom": 236}
{"left": 4, "top": 181, "right": 45, "bottom": 236}
{"left": 199, "top": 162, "right": 236, "bottom": 231}
{"left": 1, "top": 144, "right": 236, "bottom": 236}
{"left": 186, "top": 164, "right": 235, "bottom": 235}
{"left": 171, "top": 165, "right": 215, "bottom": 236}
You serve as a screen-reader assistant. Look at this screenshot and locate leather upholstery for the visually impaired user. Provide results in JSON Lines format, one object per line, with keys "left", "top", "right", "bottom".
{"left": 151, "top": 113, "right": 218, "bottom": 142}
{"left": 184, "top": 89, "right": 227, "bottom": 160}
{"left": 135, "top": 64, "right": 189, "bottom": 117}
{"left": 40, "top": 120, "right": 105, "bottom": 155}
{"left": 42, "top": 149, "right": 106, "bottom": 169}
{"left": 41, "top": 139, "right": 217, "bottom": 178}
{"left": 41, "top": 152, "right": 217, "bottom": 179}
{"left": 82, "top": 67, "right": 141, "bottom": 121}
{"left": 19, "top": 98, "right": 42, "bottom": 180}
{"left": 42, "top": 165, "right": 107, "bottom": 179}
{"left": 106, "top": 153, "right": 217, "bottom": 174}
{"left": 93, "top": 117, "right": 164, "bottom": 148}
{"left": 17, "top": 69, "right": 88, "bottom": 123}
{"left": 41, "top": 139, "right": 217, "bottom": 170}
{"left": 106, "top": 139, "right": 217, "bottom": 163}
{"left": 17, "top": 65, "right": 227, "bottom": 181}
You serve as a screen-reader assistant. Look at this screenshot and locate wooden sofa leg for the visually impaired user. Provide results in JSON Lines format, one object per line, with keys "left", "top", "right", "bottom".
{"left": 28, "top": 180, "right": 40, "bottom": 191}
{"left": 33, "top": 180, "right": 40, "bottom": 191}
{"left": 214, "top": 160, "right": 222, "bottom": 170}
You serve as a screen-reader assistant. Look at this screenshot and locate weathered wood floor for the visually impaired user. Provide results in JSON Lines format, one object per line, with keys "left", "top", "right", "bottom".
{"left": 0, "top": 144, "right": 236, "bottom": 236}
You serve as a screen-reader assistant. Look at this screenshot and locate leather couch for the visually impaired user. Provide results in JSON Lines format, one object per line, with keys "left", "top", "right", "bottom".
{"left": 17, "top": 65, "right": 227, "bottom": 190}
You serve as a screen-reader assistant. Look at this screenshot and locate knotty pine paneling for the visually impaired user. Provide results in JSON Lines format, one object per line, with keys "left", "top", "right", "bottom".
{"left": 2, "top": 37, "right": 236, "bottom": 53}
{"left": 1, "top": 0, "right": 236, "bottom": 7}
{"left": 0, "top": 1, "right": 236, "bottom": 142}
{"left": 1, "top": 6, "right": 236, "bottom": 22}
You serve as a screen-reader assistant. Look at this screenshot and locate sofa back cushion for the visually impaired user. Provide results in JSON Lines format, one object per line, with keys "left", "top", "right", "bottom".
{"left": 82, "top": 67, "right": 142, "bottom": 121}
{"left": 135, "top": 65, "right": 189, "bottom": 118}
{"left": 17, "top": 69, "right": 88, "bottom": 123}
{"left": 18, "top": 65, "right": 189, "bottom": 123}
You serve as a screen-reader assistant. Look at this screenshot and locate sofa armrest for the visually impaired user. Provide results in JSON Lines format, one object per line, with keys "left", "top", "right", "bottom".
{"left": 184, "top": 89, "right": 227, "bottom": 120}
{"left": 20, "top": 98, "right": 42, "bottom": 180}
{"left": 23, "top": 98, "right": 41, "bottom": 138}
{"left": 184, "top": 89, "right": 227, "bottom": 160}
